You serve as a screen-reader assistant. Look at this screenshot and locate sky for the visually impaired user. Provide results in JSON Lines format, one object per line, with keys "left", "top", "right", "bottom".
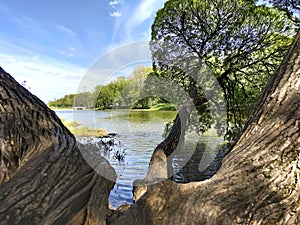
{"left": 0, "top": 0, "right": 166, "bottom": 103}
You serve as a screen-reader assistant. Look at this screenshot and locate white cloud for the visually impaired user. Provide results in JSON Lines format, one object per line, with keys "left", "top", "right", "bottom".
{"left": 0, "top": 53, "right": 86, "bottom": 103}
{"left": 57, "top": 50, "right": 73, "bottom": 58}
{"left": 76, "top": 42, "right": 152, "bottom": 94}
{"left": 110, "top": 11, "right": 122, "bottom": 17}
{"left": 124, "top": 0, "right": 165, "bottom": 41}
{"left": 109, "top": 0, "right": 119, "bottom": 7}
{"left": 109, "top": 0, "right": 123, "bottom": 18}
{"left": 57, "top": 46, "right": 76, "bottom": 58}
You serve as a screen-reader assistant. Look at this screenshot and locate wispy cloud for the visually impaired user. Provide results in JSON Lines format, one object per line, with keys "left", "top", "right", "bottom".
{"left": 56, "top": 25, "right": 77, "bottom": 39}
{"left": 55, "top": 25, "right": 81, "bottom": 58}
{"left": 76, "top": 41, "right": 152, "bottom": 94}
{"left": 110, "top": 11, "right": 122, "bottom": 17}
{"left": 57, "top": 46, "right": 76, "bottom": 58}
{"left": 0, "top": 3, "right": 45, "bottom": 36}
{"left": 0, "top": 2, "right": 11, "bottom": 15}
{"left": 124, "top": 0, "right": 165, "bottom": 41}
{"left": 0, "top": 52, "right": 86, "bottom": 103}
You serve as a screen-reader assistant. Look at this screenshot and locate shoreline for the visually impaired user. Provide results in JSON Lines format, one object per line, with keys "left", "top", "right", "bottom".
{"left": 51, "top": 108, "right": 177, "bottom": 112}
{"left": 49, "top": 103, "right": 177, "bottom": 112}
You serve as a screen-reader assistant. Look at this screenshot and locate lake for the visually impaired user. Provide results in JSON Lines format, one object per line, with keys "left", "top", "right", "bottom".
{"left": 55, "top": 109, "right": 223, "bottom": 208}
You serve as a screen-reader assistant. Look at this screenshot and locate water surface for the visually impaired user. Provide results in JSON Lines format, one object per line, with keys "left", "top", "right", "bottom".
{"left": 55, "top": 109, "right": 223, "bottom": 208}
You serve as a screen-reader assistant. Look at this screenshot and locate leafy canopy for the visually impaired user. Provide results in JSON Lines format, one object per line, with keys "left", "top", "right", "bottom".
{"left": 48, "top": 65, "right": 157, "bottom": 110}
{"left": 151, "top": 0, "right": 295, "bottom": 140}
{"left": 265, "top": 0, "right": 300, "bottom": 24}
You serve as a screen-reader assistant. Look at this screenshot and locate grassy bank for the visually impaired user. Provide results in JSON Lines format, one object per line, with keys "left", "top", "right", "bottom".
{"left": 50, "top": 107, "right": 73, "bottom": 111}
{"left": 131, "top": 103, "right": 177, "bottom": 111}
{"left": 51, "top": 103, "right": 177, "bottom": 112}
{"left": 150, "top": 103, "right": 177, "bottom": 111}
{"left": 61, "top": 119, "right": 107, "bottom": 137}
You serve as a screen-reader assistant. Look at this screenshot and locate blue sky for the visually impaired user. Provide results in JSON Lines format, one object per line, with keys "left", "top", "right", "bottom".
{"left": 0, "top": 0, "right": 166, "bottom": 102}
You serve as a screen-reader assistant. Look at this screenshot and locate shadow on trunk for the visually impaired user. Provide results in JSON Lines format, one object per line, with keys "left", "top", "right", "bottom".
{"left": 0, "top": 68, "right": 116, "bottom": 225}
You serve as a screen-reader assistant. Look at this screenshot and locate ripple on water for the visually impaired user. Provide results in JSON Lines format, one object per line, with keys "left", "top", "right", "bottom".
{"left": 55, "top": 110, "right": 224, "bottom": 208}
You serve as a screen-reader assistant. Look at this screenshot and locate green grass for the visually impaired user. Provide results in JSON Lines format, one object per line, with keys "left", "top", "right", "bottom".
{"left": 131, "top": 103, "right": 177, "bottom": 111}
{"left": 61, "top": 119, "right": 107, "bottom": 137}
{"left": 150, "top": 103, "right": 177, "bottom": 111}
{"left": 49, "top": 107, "right": 73, "bottom": 111}
{"left": 71, "top": 126, "right": 107, "bottom": 137}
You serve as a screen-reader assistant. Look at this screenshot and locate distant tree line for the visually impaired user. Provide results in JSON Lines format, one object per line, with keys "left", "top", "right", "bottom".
{"left": 48, "top": 94, "right": 75, "bottom": 108}
{"left": 48, "top": 65, "right": 173, "bottom": 110}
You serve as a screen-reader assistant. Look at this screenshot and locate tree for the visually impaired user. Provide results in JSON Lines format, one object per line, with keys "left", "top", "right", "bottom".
{"left": 0, "top": 67, "right": 115, "bottom": 224}
{"left": 266, "top": 0, "right": 300, "bottom": 24}
{"left": 49, "top": 65, "right": 154, "bottom": 110}
{"left": 151, "top": 0, "right": 295, "bottom": 141}
{"left": 108, "top": 28, "right": 300, "bottom": 225}
{"left": 118, "top": 65, "right": 151, "bottom": 108}
{"left": 0, "top": 18, "right": 299, "bottom": 225}
{"left": 74, "top": 92, "right": 94, "bottom": 108}
{"left": 93, "top": 65, "right": 152, "bottom": 109}
{"left": 138, "top": 0, "right": 296, "bottom": 185}
{"left": 48, "top": 94, "right": 75, "bottom": 108}
{"left": 0, "top": 2, "right": 299, "bottom": 224}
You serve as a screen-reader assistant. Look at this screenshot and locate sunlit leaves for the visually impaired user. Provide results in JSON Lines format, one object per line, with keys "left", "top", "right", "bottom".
{"left": 151, "top": 0, "right": 295, "bottom": 140}
{"left": 266, "top": 0, "right": 300, "bottom": 25}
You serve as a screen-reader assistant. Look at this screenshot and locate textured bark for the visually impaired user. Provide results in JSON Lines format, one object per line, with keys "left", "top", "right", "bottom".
{"left": 109, "top": 30, "right": 300, "bottom": 225}
{"left": 0, "top": 68, "right": 116, "bottom": 225}
{"left": 132, "top": 96, "right": 207, "bottom": 202}
{"left": 146, "top": 94, "right": 207, "bottom": 179}
{"left": 145, "top": 98, "right": 196, "bottom": 181}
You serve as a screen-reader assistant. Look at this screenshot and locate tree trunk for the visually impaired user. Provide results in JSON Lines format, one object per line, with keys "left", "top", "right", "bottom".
{"left": 0, "top": 68, "right": 116, "bottom": 225}
{"left": 145, "top": 91, "right": 208, "bottom": 177}
{"left": 108, "top": 30, "right": 300, "bottom": 225}
{"left": 131, "top": 95, "right": 208, "bottom": 202}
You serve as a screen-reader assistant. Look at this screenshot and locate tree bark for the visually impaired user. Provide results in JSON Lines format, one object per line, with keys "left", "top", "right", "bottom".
{"left": 131, "top": 95, "right": 208, "bottom": 202}
{"left": 0, "top": 68, "right": 116, "bottom": 225}
{"left": 108, "top": 30, "right": 300, "bottom": 225}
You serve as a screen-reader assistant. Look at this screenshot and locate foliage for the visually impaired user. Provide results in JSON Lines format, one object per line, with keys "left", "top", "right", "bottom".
{"left": 150, "top": 103, "right": 177, "bottom": 111}
{"left": 151, "top": 0, "right": 295, "bottom": 140}
{"left": 265, "top": 0, "right": 300, "bottom": 25}
{"left": 48, "top": 94, "right": 75, "bottom": 108}
{"left": 48, "top": 65, "right": 175, "bottom": 110}
{"left": 116, "top": 65, "right": 152, "bottom": 108}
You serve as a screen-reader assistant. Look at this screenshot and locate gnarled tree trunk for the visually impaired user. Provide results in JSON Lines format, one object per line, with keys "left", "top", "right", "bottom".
{"left": 0, "top": 26, "right": 299, "bottom": 225}
{"left": 0, "top": 68, "right": 116, "bottom": 225}
{"left": 108, "top": 30, "right": 300, "bottom": 225}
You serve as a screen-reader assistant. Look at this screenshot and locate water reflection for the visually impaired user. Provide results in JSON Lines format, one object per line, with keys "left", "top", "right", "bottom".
{"left": 55, "top": 109, "right": 224, "bottom": 208}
